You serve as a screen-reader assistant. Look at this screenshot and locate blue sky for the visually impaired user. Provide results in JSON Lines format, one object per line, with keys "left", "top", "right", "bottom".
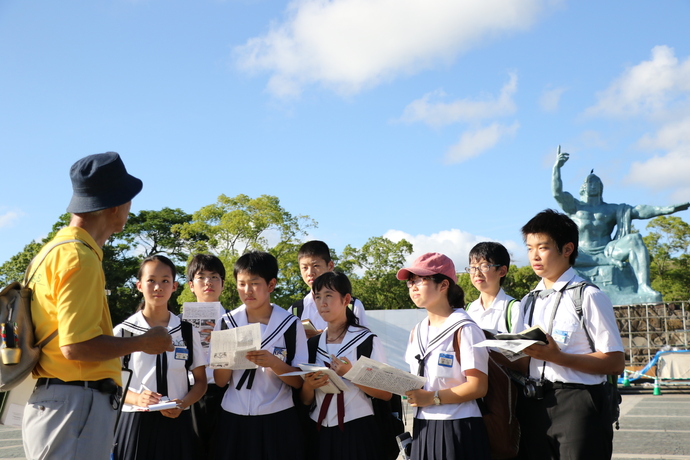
{"left": 1, "top": 0, "right": 689, "bottom": 271}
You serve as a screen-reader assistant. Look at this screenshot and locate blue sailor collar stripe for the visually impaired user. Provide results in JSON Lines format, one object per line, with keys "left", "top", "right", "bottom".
{"left": 415, "top": 312, "right": 474, "bottom": 359}
{"left": 120, "top": 321, "right": 147, "bottom": 335}
{"left": 316, "top": 328, "right": 373, "bottom": 362}
{"left": 221, "top": 304, "right": 297, "bottom": 351}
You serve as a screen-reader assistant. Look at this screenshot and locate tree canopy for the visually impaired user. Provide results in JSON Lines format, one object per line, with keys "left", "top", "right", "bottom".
{"left": 2, "top": 198, "right": 687, "bottom": 327}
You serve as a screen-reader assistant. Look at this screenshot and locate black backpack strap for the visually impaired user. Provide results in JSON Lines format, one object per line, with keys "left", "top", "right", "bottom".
{"left": 566, "top": 281, "right": 599, "bottom": 352}
{"left": 121, "top": 329, "right": 134, "bottom": 370}
{"left": 356, "top": 334, "right": 375, "bottom": 360}
{"left": 284, "top": 319, "right": 297, "bottom": 366}
{"left": 307, "top": 334, "right": 320, "bottom": 363}
{"left": 291, "top": 299, "right": 304, "bottom": 318}
{"left": 180, "top": 321, "right": 194, "bottom": 372}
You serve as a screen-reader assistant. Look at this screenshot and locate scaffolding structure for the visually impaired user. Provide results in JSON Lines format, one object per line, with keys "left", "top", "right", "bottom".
{"left": 614, "top": 302, "right": 690, "bottom": 368}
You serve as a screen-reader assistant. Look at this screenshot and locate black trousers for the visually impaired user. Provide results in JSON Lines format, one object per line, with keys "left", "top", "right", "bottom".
{"left": 518, "top": 384, "right": 613, "bottom": 460}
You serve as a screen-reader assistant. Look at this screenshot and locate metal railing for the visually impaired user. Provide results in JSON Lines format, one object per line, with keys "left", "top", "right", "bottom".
{"left": 614, "top": 302, "right": 690, "bottom": 367}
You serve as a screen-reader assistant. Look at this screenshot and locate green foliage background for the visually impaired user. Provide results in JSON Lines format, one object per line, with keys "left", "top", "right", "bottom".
{"left": 2, "top": 195, "right": 688, "bottom": 327}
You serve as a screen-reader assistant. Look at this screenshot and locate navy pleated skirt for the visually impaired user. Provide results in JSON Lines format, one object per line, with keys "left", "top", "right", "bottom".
{"left": 213, "top": 407, "right": 305, "bottom": 460}
{"left": 411, "top": 416, "right": 490, "bottom": 460}
{"left": 304, "top": 415, "right": 384, "bottom": 460}
{"left": 113, "top": 410, "right": 200, "bottom": 460}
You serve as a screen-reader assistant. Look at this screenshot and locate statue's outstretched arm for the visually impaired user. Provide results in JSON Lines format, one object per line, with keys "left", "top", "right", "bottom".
{"left": 552, "top": 145, "right": 576, "bottom": 213}
{"left": 632, "top": 202, "right": 690, "bottom": 220}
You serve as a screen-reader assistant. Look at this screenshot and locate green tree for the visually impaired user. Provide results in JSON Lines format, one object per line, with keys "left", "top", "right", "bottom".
{"left": 173, "top": 194, "right": 316, "bottom": 309}
{"left": 503, "top": 264, "right": 539, "bottom": 300}
{"left": 644, "top": 215, "right": 690, "bottom": 301}
{"left": 121, "top": 208, "right": 193, "bottom": 262}
{"left": 457, "top": 273, "right": 479, "bottom": 306}
{"left": 340, "top": 237, "right": 414, "bottom": 310}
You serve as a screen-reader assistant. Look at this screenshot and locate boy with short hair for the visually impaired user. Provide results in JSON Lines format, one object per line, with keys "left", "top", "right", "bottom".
{"left": 516, "top": 209, "right": 624, "bottom": 460}
{"left": 292, "top": 240, "right": 367, "bottom": 338}
{"left": 185, "top": 254, "right": 228, "bottom": 459}
{"left": 465, "top": 242, "right": 519, "bottom": 334}
{"left": 213, "top": 251, "right": 307, "bottom": 460}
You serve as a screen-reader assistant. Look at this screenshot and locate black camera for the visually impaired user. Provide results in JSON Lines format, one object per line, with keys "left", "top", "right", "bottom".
{"left": 523, "top": 379, "right": 544, "bottom": 400}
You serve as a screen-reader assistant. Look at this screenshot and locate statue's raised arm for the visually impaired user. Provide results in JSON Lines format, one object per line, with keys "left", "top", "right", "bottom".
{"left": 552, "top": 145, "right": 577, "bottom": 214}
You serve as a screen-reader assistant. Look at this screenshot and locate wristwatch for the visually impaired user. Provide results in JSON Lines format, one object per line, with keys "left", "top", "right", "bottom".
{"left": 433, "top": 390, "right": 441, "bottom": 406}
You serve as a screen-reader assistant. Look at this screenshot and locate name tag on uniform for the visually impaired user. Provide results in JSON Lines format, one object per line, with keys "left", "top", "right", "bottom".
{"left": 438, "top": 353, "right": 454, "bottom": 368}
{"left": 174, "top": 347, "right": 189, "bottom": 361}
{"left": 273, "top": 346, "right": 287, "bottom": 361}
{"left": 552, "top": 329, "right": 571, "bottom": 345}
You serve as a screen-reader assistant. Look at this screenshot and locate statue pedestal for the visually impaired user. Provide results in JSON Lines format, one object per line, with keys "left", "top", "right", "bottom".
{"left": 575, "top": 263, "right": 662, "bottom": 306}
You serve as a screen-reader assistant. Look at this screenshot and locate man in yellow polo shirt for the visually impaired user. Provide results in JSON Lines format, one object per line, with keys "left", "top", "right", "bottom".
{"left": 22, "top": 152, "right": 174, "bottom": 460}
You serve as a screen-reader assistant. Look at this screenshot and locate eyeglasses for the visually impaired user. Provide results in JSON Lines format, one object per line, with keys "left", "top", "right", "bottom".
{"left": 464, "top": 264, "right": 501, "bottom": 274}
{"left": 194, "top": 275, "right": 222, "bottom": 283}
{"left": 406, "top": 276, "right": 433, "bottom": 288}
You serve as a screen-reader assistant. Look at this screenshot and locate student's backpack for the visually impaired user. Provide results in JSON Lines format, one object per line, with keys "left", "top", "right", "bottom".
{"left": 307, "top": 333, "right": 405, "bottom": 460}
{"left": 521, "top": 281, "right": 622, "bottom": 429}
{"left": 0, "top": 239, "right": 88, "bottom": 392}
{"left": 503, "top": 299, "right": 519, "bottom": 333}
{"left": 291, "top": 296, "right": 358, "bottom": 319}
{"left": 453, "top": 331, "right": 520, "bottom": 459}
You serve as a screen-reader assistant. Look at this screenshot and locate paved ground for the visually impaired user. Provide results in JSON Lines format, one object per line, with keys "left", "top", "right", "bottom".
{"left": 2, "top": 386, "right": 689, "bottom": 459}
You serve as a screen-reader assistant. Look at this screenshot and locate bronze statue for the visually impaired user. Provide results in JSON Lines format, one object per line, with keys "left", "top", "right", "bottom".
{"left": 552, "top": 146, "right": 689, "bottom": 304}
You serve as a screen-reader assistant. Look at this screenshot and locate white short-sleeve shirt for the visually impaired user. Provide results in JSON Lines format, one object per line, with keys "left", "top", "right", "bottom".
{"left": 466, "top": 288, "right": 519, "bottom": 334}
{"left": 309, "top": 328, "right": 387, "bottom": 426}
{"left": 215, "top": 304, "right": 308, "bottom": 416}
{"left": 516, "top": 268, "right": 624, "bottom": 385}
{"left": 114, "top": 311, "right": 206, "bottom": 412}
{"left": 404, "top": 309, "right": 488, "bottom": 420}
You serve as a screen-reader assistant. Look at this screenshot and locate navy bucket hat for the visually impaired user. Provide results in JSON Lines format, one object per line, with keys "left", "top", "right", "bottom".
{"left": 66, "top": 152, "right": 143, "bottom": 213}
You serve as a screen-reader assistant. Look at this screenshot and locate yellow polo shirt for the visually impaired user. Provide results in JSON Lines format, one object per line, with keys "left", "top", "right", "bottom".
{"left": 29, "top": 226, "right": 121, "bottom": 385}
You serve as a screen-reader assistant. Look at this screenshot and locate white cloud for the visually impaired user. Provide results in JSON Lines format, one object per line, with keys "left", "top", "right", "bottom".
{"left": 539, "top": 85, "right": 567, "bottom": 112}
{"left": 626, "top": 117, "right": 690, "bottom": 198}
{"left": 235, "top": 0, "right": 554, "bottom": 97}
{"left": 586, "top": 46, "right": 690, "bottom": 118}
{"left": 626, "top": 150, "right": 690, "bottom": 193}
{"left": 637, "top": 116, "right": 690, "bottom": 151}
{"left": 398, "top": 73, "right": 517, "bottom": 128}
{"left": 0, "top": 211, "right": 21, "bottom": 229}
{"left": 444, "top": 121, "right": 519, "bottom": 164}
{"left": 384, "top": 228, "right": 526, "bottom": 271}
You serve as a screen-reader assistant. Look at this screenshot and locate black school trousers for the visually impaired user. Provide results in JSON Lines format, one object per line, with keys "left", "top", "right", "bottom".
{"left": 518, "top": 383, "right": 613, "bottom": 460}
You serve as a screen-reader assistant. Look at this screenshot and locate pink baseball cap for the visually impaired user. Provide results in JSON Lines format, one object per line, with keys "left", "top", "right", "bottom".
{"left": 396, "top": 253, "right": 457, "bottom": 283}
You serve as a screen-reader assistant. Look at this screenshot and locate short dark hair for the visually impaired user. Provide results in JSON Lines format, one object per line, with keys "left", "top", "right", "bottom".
{"left": 521, "top": 209, "right": 579, "bottom": 266}
{"left": 297, "top": 240, "right": 332, "bottom": 264}
{"left": 469, "top": 242, "right": 511, "bottom": 286}
{"left": 186, "top": 254, "right": 226, "bottom": 282}
{"left": 234, "top": 251, "right": 279, "bottom": 284}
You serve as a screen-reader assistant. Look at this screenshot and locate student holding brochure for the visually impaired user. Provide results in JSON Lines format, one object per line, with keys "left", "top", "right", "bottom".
{"left": 399, "top": 253, "right": 491, "bottom": 460}
{"left": 113, "top": 255, "right": 207, "bottom": 460}
{"left": 213, "top": 251, "right": 307, "bottom": 460}
{"left": 300, "top": 272, "right": 391, "bottom": 460}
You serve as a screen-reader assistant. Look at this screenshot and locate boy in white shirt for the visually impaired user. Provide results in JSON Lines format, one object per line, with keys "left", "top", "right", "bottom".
{"left": 516, "top": 209, "right": 624, "bottom": 460}
{"left": 291, "top": 241, "right": 367, "bottom": 338}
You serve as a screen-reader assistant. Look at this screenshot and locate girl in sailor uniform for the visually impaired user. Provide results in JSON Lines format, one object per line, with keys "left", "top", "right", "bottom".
{"left": 212, "top": 251, "right": 307, "bottom": 460}
{"left": 113, "top": 255, "right": 207, "bottom": 460}
{"left": 300, "top": 271, "right": 391, "bottom": 460}
{"left": 398, "top": 253, "right": 491, "bottom": 460}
